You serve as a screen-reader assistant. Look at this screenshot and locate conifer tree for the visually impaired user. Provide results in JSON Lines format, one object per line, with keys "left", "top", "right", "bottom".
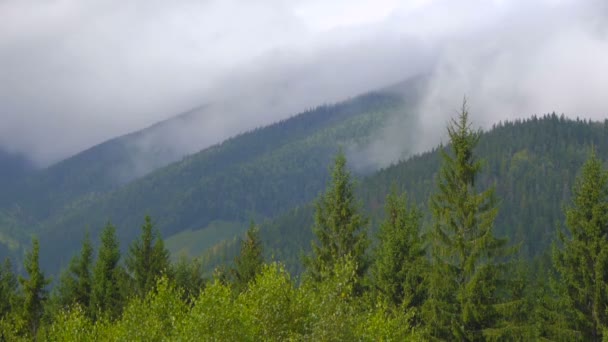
{"left": 553, "top": 150, "right": 608, "bottom": 341}
{"left": 56, "top": 233, "right": 93, "bottom": 315}
{"left": 126, "top": 215, "right": 170, "bottom": 297}
{"left": 371, "top": 188, "right": 427, "bottom": 313}
{"left": 423, "top": 102, "right": 511, "bottom": 340}
{"left": 171, "top": 256, "right": 206, "bottom": 302}
{"left": 91, "top": 222, "right": 123, "bottom": 320}
{"left": 20, "top": 238, "right": 50, "bottom": 337}
{"left": 232, "top": 222, "right": 264, "bottom": 292}
{"left": 0, "top": 258, "right": 18, "bottom": 319}
{"left": 305, "top": 150, "right": 369, "bottom": 288}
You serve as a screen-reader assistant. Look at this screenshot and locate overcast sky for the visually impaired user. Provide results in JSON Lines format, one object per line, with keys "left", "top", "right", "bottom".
{"left": 1, "top": 0, "right": 607, "bottom": 166}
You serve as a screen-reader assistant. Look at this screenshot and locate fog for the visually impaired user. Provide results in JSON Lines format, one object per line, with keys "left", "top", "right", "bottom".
{"left": 1, "top": 0, "right": 607, "bottom": 168}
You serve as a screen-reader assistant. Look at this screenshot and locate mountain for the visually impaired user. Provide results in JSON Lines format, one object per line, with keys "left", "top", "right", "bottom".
{"left": 17, "top": 91, "right": 410, "bottom": 272}
{"left": 0, "top": 106, "right": 218, "bottom": 222}
{"left": 0, "top": 148, "right": 36, "bottom": 260}
{"left": 255, "top": 114, "right": 608, "bottom": 274}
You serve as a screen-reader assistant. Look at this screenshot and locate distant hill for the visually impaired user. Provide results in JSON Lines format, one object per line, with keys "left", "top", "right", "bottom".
{"left": 1, "top": 106, "right": 218, "bottom": 222}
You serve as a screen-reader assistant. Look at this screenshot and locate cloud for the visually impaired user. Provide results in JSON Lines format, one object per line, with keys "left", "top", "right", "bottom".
{"left": 0, "top": 0, "right": 607, "bottom": 168}
{"left": 0, "top": 0, "right": 309, "bottom": 165}
{"left": 355, "top": 0, "right": 608, "bottom": 168}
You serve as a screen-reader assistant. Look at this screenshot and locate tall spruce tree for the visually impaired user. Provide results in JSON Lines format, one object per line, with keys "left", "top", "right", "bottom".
{"left": 126, "top": 215, "right": 170, "bottom": 297}
{"left": 371, "top": 188, "right": 427, "bottom": 313}
{"left": 56, "top": 233, "right": 93, "bottom": 315}
{"left": 305, "top": 150, "right": 369, "bottom": 287}
{"left": 232, "top": 222, "right": 264, "bottom": 292}
{"left": 423, "top": 102, "right": 511, "bottom": 340}
{"left": 19, "top": 238, "right": 50, "bottom": 337}
{"left": 91, "top": 222, "right": 123, "bottom": 320}
{"left": 553, "top": 150, "right": 608, "bottom": 341}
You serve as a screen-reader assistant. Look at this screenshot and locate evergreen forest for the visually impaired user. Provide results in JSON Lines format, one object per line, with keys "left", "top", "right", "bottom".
{"left": 2, "top": 102, "right": 608, "bottom": 341}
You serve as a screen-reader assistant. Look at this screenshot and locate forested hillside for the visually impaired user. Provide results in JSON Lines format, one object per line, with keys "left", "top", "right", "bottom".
{"left": 258, "top": 114, "right": 608, "bottom": 274}
{"left": 0, "top": 91, "right": 407, "bottom": 272}
{"left": 0, "top": 149, "right": 34, "bottom": 187}
{"left": 2, "top": 108, "right": 607, "bottom": 340}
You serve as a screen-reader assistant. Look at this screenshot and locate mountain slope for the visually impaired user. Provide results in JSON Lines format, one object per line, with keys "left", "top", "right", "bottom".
{"left": 0, "top": 148, "right": 35, "bottom": 184}
{"left": 32, "top": 91, "right": 409, "bottom": 271}
{"left": 1, "top": 106, "right": 217, "bottom": 223}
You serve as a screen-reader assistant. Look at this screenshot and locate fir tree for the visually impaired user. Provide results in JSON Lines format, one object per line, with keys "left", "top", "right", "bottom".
{"left": 126, "top": 215, "right": 170, "bottom": 297}
{"left": 305, "top": 150, "right": 369, "bottom": 289}
{"left": 0, "top": 258, "right": 18, "bottom": 319}
{"left": 553, "top": 150, "right": 608, "bottom": 341}
{"left": 91, "top": 222, "right": 123, "bottom": 320}
{"left": 56, "top": 233, "right": 93, "bottom": 315}
{"left": 371, "top": 188, "right": 427, "bottom": 314}
{"left": 19, "top": 238, "right": 50, "bottom": 337}
{"left": 423, "top": 101, "right": 511, "bottom": 340}
{"left": 171, "top": 256, "right": 206, "bottom": 303}
{"left": 232, "top": 222, "right": 264, "bottom": 292}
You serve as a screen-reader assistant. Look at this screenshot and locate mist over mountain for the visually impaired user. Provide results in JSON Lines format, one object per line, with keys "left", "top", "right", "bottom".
{"left": 3, "top": 3, "right": 608, "bottom": 338}
{"left": 1, "top": 0, "right": 606, "bottom": 168}
{"left": 0, "top": 148, "right": 35, "bottom": 186}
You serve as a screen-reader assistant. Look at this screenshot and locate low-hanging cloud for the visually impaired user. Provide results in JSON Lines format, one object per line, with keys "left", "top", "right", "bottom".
{"left": 357, "top": 0, "right": 608, "bottom": 169}
{"left": 0, "top": 0, "right": 434, "bottom": 166}
{"left": 1, "top": 0, "right": 607, "bottom": 169}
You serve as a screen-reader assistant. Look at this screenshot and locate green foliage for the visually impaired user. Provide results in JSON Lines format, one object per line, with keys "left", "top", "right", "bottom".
{"left": 20, "top": 238, "right": 50, "bottom": 337}
{"left": 483, "top": 260, "right": 539, "bottom": 341}
{"left": 54, "top": 233, "right": 93, "bottom": 317}
{"left": 169, "top": 256, "right": 206, "bottom": 303}
{"left": 305, "top": 151, "right": 369, "bottom": 291}
{"left": 371, "top": 187, "right": 427, "bottom": 315}
{"left": 91, "top": 223, "right": 124, "bottom": 320}
{"left": 423, "top": 103, "right": 513, "bottom": 340}
{"left": 0, "top": 313, "right": 28, "bottom": 342}
{"left": 178, "top": 279, "right": 250, "bottom": 341}
{"left": 112, "top": 276, "right": 187, "bottom": 341}
{"left": 239, "top": 263, "right": 307, "bottom": 340}
{"left": 553, "top": 150, "right": 608, "bottom": 341}
{"left": 355, "top": 301, "right": 420, "bottom": 341}
{"left": 232, "top": 222, "right": 264, "bottom": 292}
{"left": 0, "top": 258, "right": 18, "bottom": 319}
{"left": 0, "top": 258, "right": 25, "bottom": 340}
{"left": 126, "top": 216, "right": 170, "bottom": 297}
{"left": 302, "top": 255, "right": 361, "bottom": 340}
{"left": 45, "top": 305, "right": 97, "bottom": 342}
